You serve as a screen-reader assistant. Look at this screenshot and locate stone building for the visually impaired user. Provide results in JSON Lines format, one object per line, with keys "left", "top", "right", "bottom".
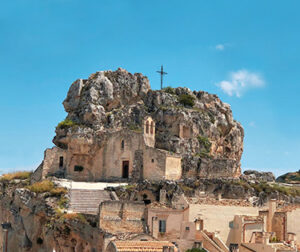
{"left": 35, "top": 116, "right": 182, "bottom": 182}
{"left": 228, "top": 200, "right": 299, "bottom": 252}
{"left": 147, "top": 196, "right": 229, "bottom": 252}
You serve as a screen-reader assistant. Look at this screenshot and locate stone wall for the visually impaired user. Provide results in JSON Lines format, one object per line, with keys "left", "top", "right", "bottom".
{"left": 165, "top": 156, "right": 181, "bottom": 180}
{"left": 42, "top": 147, "right": 67, "bottom": 179}
{"left": 99, "top": 201, "right": 146, "bottom": 234}
{"left": 287, "top": 208, "right": 300, "bottom": 242}
{"left": 272, "top": 212, "right": 287, "bottom": 241}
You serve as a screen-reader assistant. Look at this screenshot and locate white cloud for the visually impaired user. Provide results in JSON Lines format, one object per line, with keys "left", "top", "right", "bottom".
{"left": 215, "top": 44, "right": 225, "bottom": 51}
{"left": 249, "top": 121, "right": 256, "bottom": 128}
{"left": 217, "top": 69, "right": 265, "bottom": 97}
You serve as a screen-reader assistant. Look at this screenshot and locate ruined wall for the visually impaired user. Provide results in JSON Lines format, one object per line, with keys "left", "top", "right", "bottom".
{"left": 99, "top": 201, "right": 146, "bottom": 234}
{"left": 42, "top": 147, "right": 67, "bottom": 179}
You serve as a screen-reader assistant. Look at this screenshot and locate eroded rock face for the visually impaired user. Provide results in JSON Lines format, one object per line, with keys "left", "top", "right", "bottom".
{"left": 55, "top": 68, "right": 244, "bottom": 178}
{"left": 243, "top": 170, "right": 275, "bottom": 182}
{"left": 0, "top": 181, "right": 103, "bottom": 252}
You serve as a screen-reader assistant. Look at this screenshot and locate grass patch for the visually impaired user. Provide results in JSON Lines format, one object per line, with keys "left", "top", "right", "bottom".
{"left": 163, "top": 86, "right": 175, "bottom": 95}
{"left": 123, "top": 184, "right": 137, "bottom": 192}
{"left": 58, "top": 196, "right": 68, "bottom": 209}
{"left": 0, "top": 171, "right": 32, "bottom": 182}
{"left": 60, "top": 213, "right": 87, "bottom": 223}
{"left": 128, "top": 123, "right": 142, "bottom": 133}
{"left": 27, "top": 180, "right": 67, "bottom": 196}
{"left": 56, "top": 119, "right": 78, "bottom": 130}
{"left": 197, "top": 135, "right": 212, "bottom": 157}
{"left": 178, "top": 94, "right": 195, "bottom": 107}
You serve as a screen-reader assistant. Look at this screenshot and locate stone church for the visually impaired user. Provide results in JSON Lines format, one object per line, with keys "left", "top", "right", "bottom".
{"left": 36, "top": 116, "right": 182, "bottom": 182}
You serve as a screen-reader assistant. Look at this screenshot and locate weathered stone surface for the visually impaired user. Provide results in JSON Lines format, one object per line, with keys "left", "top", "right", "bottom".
{"left": 0, "top": 180, "right": 103, "bottom": 252}
{"left": 243, "top": 170, "right": 275, "bottom": 182}
{"left": 54, "top": 68, "right": 244, "bottom": 179}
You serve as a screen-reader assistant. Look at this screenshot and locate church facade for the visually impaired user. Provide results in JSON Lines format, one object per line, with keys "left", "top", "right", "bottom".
{"left": 37, "top": 116, "right": 182, "bottom": 182}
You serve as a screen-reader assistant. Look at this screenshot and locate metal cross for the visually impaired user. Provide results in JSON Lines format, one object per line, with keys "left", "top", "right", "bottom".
{"left": 156, "top": 65, "right": 168, "bottom": 90}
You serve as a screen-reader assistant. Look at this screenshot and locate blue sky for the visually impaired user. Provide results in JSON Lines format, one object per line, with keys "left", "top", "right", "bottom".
{"left": 0, "top": 0, "right": 299, "bottom": 177}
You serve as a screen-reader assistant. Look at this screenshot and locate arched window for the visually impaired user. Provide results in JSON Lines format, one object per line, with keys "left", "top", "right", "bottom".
{"left": 150, "top": 121, "right": 154, "bottom": 134}
{"left": 146, "top": 121, "right": 149, "bottom": 134}
{"left": 121, "top": 140, "right": 124, "bottom": 150}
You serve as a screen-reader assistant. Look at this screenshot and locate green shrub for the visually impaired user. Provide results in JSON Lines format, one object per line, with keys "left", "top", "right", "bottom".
{"left": 58, "top": 196, "right": 68, "bottom": 209}
{"left": 0, "top": 171, "right": 32, "bottom": 182}
{"left": 186, "top": 248, "right": 207, "bottom": 252}
{"left": 178, "top": 94, "right": 195, "bottom": 107}
{"left": 197, "top": 136, "right": 212, "bottom": 152}
{"left": 128, "top": 123, "right": 142, "bottom": 132}
{"left": 56, "top": 119, "right": 77, "bottom": 130}
{"left": 163, "top": 86, "right": 175, "bottom": 94}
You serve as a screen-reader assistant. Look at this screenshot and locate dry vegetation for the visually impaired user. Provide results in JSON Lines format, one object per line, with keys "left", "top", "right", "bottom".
{"left": 0, "top": 171, "right": 32, "bottom": 182}
{"left": 26, "top": 180, "right": 67, "bottom": 196}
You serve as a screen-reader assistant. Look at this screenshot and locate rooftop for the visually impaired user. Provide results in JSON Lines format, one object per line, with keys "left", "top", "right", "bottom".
{"left": 112, "top": 241, "right": 177, "bottom": 252}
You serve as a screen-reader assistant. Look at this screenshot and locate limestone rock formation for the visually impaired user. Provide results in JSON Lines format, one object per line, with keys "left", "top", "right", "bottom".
{"left": 242, "top": 170, "right": 275, "bottom": 183}
{"left": 54, "top": 68, "right": 244, "bottom": 179}
{"left": 0, "top": 180, "right": 102, "bottom": 251}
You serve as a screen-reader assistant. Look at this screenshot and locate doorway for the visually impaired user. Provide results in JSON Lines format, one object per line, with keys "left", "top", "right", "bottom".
{"left": 122, "top": 161, "right": 129, "bottom": 178}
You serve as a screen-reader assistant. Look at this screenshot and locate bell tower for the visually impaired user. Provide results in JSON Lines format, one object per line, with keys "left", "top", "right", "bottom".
{"left": 143, "top": 116, "right": 155, "bottom": 147}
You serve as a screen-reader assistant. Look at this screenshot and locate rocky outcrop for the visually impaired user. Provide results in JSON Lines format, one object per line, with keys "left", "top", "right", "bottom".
{"left": 0, "top": 180, "right": 102, "bottom": 251}
{"left": 54, "top": 68, "right": 244, "bottom": 178}
{"left": 276, "top": 170, "right": 300, "bottom": 184}
{"left": 242, "top": 170, "right": 275, "bottom": 182}
{"left": 112, "top": 178, "right": 300, "bottom": 207}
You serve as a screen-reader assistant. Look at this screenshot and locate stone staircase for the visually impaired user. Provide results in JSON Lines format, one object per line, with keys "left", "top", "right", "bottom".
{"left": 69, "top": 189, "right": 112, "bottom": 215}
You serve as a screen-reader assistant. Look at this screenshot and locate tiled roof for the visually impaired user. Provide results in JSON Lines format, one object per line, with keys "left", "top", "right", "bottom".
{"left": 113, "top": 241, "right": 177, "bottom": 252}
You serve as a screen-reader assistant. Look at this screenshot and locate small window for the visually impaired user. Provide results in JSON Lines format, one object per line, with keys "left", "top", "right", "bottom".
{"left": 59, "top": 156, "right": 64, "bottom": 167}
{"left": 121, "top": 140, "right": 124, "bottom": 150}
{"left": 229, "top": 244, "right": 239, "bottom": 252}
{"left": 159, "top": 220, "right": 166, "bottom": 233}
{"left": 74, "top": 165, "right": 84, "bottom": 172}
{"left": 186, "top": 226, "right": 190, "bottom": 231}
{"left": 151, "top": 159, "right": 154, "bottom": 163}
{"left": 229, "top": 221, "right": 234, "bottom": 229}
{"left": 150, "top": 121, "right": 154, "bottom": 134}
{"left": 194, "top": 242, "right": 202, "bottom": 249}
{"left": 146, "top": 121, "right": 149, "bottom": 134}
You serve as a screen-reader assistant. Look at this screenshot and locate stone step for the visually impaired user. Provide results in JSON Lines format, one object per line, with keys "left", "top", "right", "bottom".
{"left": 68, "top": 189, "right": 112, "bottom": 215}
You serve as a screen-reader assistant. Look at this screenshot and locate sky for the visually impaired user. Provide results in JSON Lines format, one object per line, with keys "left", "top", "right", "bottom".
{"left": 0, "top": 0, "right": 299, "bottom": 177}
